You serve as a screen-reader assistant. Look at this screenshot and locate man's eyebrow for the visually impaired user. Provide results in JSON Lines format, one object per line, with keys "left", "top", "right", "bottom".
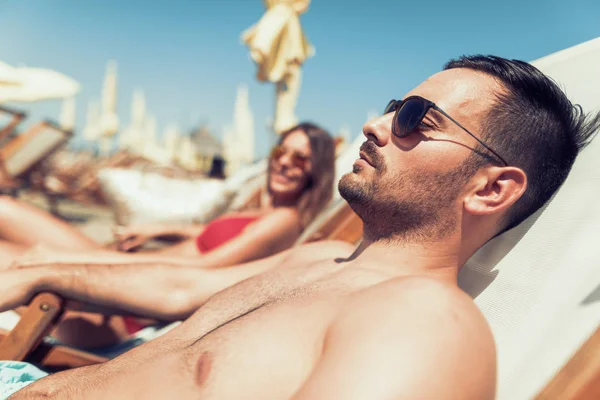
{"left": 425, "top": 108, "right": 446, "bottom": 127}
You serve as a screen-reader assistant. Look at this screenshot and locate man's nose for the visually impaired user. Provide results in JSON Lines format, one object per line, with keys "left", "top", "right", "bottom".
{"left": 362, "top": 113, "right": 392, "bottom": 146}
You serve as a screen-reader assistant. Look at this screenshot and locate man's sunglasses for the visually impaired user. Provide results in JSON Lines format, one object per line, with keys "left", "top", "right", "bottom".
{"left": 383, "top": 96, "right": 508, "bottom": 166}
{"left": 270, "top": 144, "right": 310, "bottom": 169}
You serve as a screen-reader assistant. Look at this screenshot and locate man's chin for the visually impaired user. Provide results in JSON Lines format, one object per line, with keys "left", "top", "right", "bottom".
{"left": 338, "top": 173, "right": 370, "bottom": 205}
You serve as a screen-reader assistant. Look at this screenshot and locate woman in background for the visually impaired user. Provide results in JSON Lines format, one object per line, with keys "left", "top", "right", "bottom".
{"left": 0, "top": 122, "right": 335, "bottom": 268}
{"left": 0, "top": 122, "right": 335, "bottom": 349}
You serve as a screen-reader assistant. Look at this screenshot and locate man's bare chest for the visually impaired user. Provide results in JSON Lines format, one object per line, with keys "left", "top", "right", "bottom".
{"left": 184, "top": 259, "right": 349, "bottom": 345}
{"left": 164, "top": 261, "right": 360, "bottom": 398}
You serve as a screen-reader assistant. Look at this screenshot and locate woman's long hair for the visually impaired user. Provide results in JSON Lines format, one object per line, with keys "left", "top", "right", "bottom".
{"left": 270, "top": 122, "right": 336, "bottom": 229}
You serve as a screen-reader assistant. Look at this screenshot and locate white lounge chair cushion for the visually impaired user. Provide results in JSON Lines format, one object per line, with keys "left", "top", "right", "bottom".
{"left": 96, "top": 160, "right": 267, "bottom": 226}
{"left": 459, "top": 37, "right": 600, "bottom": 399}
{"left": 97, "top": 160, "right": 269, "bottom": 226}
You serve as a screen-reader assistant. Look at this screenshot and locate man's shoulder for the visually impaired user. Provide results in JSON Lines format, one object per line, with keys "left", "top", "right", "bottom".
{"left": 334, "top": 275, "right": 496, "bottom": 369}
{"left": 327, "top": 276, "right": 496, "bottom": 399}
{"left": 346, "top": 275, "right": 491, "bottom": 336}
{"left": 358, "top": 275, "right": 473, "bottom": 307}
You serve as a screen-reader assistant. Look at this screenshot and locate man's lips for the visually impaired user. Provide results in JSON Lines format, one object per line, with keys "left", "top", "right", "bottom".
{"left": 357, "top": 141, "right": 384, "bottom": 170}
{"left": 358, "top": 151, "right": 375, "bottom": 167}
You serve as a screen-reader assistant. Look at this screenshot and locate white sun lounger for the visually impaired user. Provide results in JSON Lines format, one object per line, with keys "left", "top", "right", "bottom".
{"left": 459, "top": 37, "right": 600, "bottom": 400}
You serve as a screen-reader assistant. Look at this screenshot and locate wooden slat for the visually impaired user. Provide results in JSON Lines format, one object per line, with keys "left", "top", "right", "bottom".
{"left": 0, "top": 293, "right": 64, "bottom": 360}
{"left": 326, "top": 208, "right": 363, "bottom": 244}
{"left": 0, "top": 106, "right": 25, "bottom": 142}
{"left": 0, "top": 329, "right": 107, "bottom": 370}
{"left": 302, "top": 203, "right": 362, "bottom": 245}
{"left": 535, "top": 327, "right": 600, "bottom": 400}
{"left": 27, "top": 337, "right": 108, "bottom": 370}
{"left": 0, "top": 122, "right": 47, "bottom": 159}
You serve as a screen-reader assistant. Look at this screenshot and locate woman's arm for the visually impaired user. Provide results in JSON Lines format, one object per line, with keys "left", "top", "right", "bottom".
{"left": 12, "top": 206, "right": 299, "bottom": 273}
{"left": 195, "top": 207, "right": 302, "bottom": 268}
{"left": 14, "top": 206, "right": 296, "bottom": 273}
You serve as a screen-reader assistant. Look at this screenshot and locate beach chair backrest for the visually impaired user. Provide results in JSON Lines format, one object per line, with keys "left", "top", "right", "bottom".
{"left": 0, "top": 120, "right": 72, "bottom": 177}
{"left": 458, "top": 37, "right": 600, "bottom": 400}
{"left": 296, "top": 199, "right": 362, "bottom": 245}
{"left": 295, "top": 131, "right": 364, "bottom": 245}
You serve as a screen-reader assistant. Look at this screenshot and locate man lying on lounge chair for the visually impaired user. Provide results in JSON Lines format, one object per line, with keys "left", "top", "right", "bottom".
{"left": 1, "top": 55, "right": 598, "bottom": 399}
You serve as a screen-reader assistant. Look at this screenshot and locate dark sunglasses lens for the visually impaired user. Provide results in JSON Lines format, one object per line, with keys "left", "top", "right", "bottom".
{"left": 383, "top": 100, "right": 397, "bottom": 115}
{"left": 394, "top": 98, "right": 426, "bottom": 137}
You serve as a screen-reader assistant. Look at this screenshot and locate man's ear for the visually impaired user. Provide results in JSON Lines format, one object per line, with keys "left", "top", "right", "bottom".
{"left": 464, "top": 167, "right": 527, "bottom": 216}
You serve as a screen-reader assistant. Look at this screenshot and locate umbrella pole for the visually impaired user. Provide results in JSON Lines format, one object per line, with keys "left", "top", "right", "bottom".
{"left": 273, "top": 64, "right": 302, "bottom": 134}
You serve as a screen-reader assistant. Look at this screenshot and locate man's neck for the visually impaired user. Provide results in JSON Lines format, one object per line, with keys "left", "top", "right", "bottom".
{"left": 346, "top": 235, "right": 462, "bottom": 285}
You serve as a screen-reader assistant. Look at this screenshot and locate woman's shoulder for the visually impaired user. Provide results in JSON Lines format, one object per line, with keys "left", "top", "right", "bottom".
{"left": 270, "top": 206, "right": 301, "bottom": 221}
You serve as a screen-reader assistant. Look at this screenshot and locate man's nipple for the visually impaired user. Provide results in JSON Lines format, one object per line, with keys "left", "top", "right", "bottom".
{"left": 196, "top": 351, "right": 213, "bottom": 387}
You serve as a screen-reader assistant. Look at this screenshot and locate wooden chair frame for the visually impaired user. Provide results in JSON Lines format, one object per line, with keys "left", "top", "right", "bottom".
{"left": 0, "top": 119, "right": 73, "bottom": 180}
{"left": 0, "top": 293, "right": 107, "bottom": 369}
{"left": 0, "top": 105, "right": 26, "bottom": 143}
{"left": 534, "top": 327, "right": 600, "bottom": 400}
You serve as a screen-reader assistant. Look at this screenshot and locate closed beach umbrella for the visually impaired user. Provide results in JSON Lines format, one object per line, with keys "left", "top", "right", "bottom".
{"left": 59, "top": 97, "right": 76, "bottom": 132}
{"left": 83, "top": 100, "right": 101, "bottom": 141}
{"left": 99, "top": 60, "right": 119, "bottom": 137}
{"left": 242, "top": 0, "right": 313, "bottom": 133}
{"left": 163, "top": 123, "right": 181, "bottom": 163}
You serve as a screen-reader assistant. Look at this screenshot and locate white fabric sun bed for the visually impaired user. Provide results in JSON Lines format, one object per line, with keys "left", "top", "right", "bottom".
{"left": 459, "top": 37, "right": 600, "bottom": 400}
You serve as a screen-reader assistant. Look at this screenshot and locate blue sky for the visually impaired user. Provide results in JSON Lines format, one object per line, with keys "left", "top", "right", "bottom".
{"left": 1, "top": 0, "right": 599, "bottom": 158}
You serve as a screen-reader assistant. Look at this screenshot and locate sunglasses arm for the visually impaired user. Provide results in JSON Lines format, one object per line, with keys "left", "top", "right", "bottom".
{"left": 432, "top": 106, "right": 508, "bottom": 166}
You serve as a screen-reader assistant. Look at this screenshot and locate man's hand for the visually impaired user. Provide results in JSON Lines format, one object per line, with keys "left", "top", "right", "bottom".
{"left": 113, "top": 224, "right": 164, "bottom": 251}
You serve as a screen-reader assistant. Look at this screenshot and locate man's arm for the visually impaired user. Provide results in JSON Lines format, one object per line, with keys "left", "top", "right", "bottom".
{"left": 292, "top": 277, "right": 497, "bottom": 400}
{"left": 1, "top": 247, "right": 296, "bottom": 320}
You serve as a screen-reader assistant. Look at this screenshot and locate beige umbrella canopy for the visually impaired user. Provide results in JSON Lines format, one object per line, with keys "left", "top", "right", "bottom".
{"left": 119, "top": 89, "right": 147, "bottom": 150}
{"left": 242, "top": 0, "right": 314, "bottom": 133}
{"left": 0, "top": 61, "right": 80, "bottom": 103}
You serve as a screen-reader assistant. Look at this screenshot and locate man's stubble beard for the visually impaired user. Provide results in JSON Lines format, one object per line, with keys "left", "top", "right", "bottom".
{"left": 339, "top": 159, "right": 477, "bottom": 244}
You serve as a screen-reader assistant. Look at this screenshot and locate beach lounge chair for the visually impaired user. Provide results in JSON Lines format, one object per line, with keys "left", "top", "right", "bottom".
{"left": 0, "top": 120, "right": 73, "bottom": 195}
{"left": 0, "top": 106, "right": 27, "bottom": 194}
{"left": 0, "top": 106, "right": 26, "bottom": 143}
{"left": 0, "top": 120, "right": 72, "bottom": 179}
{"left": 456, "top": 37, "right": 600, "bottom": 399}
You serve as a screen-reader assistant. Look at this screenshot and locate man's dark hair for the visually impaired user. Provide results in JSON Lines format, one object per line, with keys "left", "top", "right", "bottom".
{"left": 444, "top": 55, "right": 600, "bottom": 232}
